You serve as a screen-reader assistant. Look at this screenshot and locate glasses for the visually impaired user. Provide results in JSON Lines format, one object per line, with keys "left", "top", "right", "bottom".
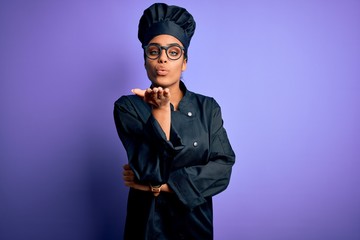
{"left": 143, "top": 43, "right": 185, "bottom": 60}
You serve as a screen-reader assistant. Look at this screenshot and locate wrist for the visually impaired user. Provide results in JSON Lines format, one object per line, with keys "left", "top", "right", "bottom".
{"left": 161, "top": 184, "right": 173, "bottom": 193}
{"left": 152, "top": 103, "right": 170, "bottom": 111}
{"left": 149, "top": 184, "right": 163, "bottom": 197}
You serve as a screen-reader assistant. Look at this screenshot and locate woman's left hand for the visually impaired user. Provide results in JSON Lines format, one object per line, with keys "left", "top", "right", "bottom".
{"left": 122, "top": 164, "right": 149, "bottom": 192}
{"left": 122, "top": 164, "right": 173, "bottom": 194}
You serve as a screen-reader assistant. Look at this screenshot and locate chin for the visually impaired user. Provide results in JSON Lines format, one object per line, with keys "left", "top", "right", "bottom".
{"left": 150, "top": 77, "right": 175, "bottom": 87}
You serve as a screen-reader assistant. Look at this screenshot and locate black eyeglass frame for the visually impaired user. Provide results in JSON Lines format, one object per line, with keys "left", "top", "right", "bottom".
{"left": 143, "top": 43, "right": 185, "bottom": 61}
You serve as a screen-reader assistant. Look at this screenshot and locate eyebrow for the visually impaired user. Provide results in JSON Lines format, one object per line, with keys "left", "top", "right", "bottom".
{"left": 149, "top": 42, "right": 181, "bottom": 46}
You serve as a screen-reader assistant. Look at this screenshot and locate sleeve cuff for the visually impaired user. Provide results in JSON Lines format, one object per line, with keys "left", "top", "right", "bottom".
{"left": 167, "top": 168, "right": 207, "bottom": 209}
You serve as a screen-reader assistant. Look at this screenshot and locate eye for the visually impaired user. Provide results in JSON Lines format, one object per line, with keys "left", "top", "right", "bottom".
{"left": 167, "top": 46, "right": 181, "bottom": 57}
{"left": 147, "top": 46, "right": 160, "bottom": 56}
{"left": 149, "top": 50, "right": 159, "bottom": 56}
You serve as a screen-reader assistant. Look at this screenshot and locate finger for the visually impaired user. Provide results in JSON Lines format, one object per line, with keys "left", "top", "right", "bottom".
{"left": 123, "top": 164, "right": 130, "bottom": 169}
{"left": 163, "top": 88, "right": 170, "bottom": 98}
{"left": 142, "top": 88, "right": 151, "bottom": 102}
{"left": 157, "top": 88, "right": 164, "bottom": 99}
{"left": 151, "top": 89, "right": 162, "bottom": 103}
{"left": 123, "top": 175, "right": 135, "bottom": 181}
{"left": 124, "top": 181, "right": 133, "bottom": 187}
{"left": 123, "top": 168, "right": 134, "bottom": 176}
{"left": 155, "top": 87, "right": 167, "bottom": 100}
{"left": 123, "top": 168, "right": 135, "bottom": 175}
{"left": 123, "top": 170, "right": 134, "bottom": 177}
{"left": 146, "top": 88, "right": 157, "bottom": 100}
{"left": 131, "top": 88, "right": 146, "bottom": 97}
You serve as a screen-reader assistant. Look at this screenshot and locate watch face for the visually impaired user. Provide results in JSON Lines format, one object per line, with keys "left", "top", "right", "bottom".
{"left": 150, "top": 184, "right": 162, "bottom": 196}
{"left": 151, "top": 186, "right": 161, "bottom": 192}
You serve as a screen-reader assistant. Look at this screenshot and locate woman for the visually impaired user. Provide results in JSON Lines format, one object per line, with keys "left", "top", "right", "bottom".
{"left": 113, "top": 3, "right": 235, "bottom": 240}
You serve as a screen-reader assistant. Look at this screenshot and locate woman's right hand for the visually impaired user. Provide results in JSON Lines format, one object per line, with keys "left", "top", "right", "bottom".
{"left": 132, "top": 87, "right": 171, "bottom": 139}
{"left": 132, "top": 87, "right": 170, "bottom": 109}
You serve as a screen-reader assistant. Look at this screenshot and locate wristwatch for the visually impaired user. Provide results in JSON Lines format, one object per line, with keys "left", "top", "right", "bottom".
{"left": 150, "top": 184, "right": 163, "bottom": 197}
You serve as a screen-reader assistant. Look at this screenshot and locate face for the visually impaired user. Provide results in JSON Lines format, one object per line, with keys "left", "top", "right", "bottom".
{"left": 144, "top": 34, "right": 187, "bottom": 89}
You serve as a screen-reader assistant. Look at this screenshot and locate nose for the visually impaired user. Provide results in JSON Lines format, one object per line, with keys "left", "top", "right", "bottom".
{"left": 158, "top": 48, "right": 168, "bottom": 63}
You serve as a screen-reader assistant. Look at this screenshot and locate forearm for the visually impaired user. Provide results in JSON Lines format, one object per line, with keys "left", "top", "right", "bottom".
{"left": 123, "top": 163, "right": 173, "bottom": 195}
{"left": 152, "top": 105, "right": 171, "bottom": 140}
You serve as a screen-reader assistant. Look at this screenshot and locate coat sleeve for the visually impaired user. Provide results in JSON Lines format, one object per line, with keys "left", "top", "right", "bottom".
{"left": 167, "top": 99, "right": 235, "bottom": 209}
{"left": 113, "top": 95, "right": 184, "bottom": 185}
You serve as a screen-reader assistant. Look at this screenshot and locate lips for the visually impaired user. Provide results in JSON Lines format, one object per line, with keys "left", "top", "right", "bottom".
{"left": 156, "top": 67, "right": 168, "bottom": 76}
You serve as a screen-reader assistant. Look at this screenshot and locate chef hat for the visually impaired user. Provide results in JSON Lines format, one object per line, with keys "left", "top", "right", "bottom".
{"left": 138, "top": 3, "right": 196, "bottom": 57}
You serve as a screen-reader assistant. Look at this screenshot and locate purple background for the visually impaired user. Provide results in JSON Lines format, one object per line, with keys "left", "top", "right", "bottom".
{"left": 1, "top": 0, "right": 359, "bottom": 239}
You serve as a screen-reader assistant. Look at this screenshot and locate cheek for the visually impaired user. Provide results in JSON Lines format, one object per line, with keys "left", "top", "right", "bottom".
{"left": 144, "top": 61, "right": 154, "bottom": 74}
